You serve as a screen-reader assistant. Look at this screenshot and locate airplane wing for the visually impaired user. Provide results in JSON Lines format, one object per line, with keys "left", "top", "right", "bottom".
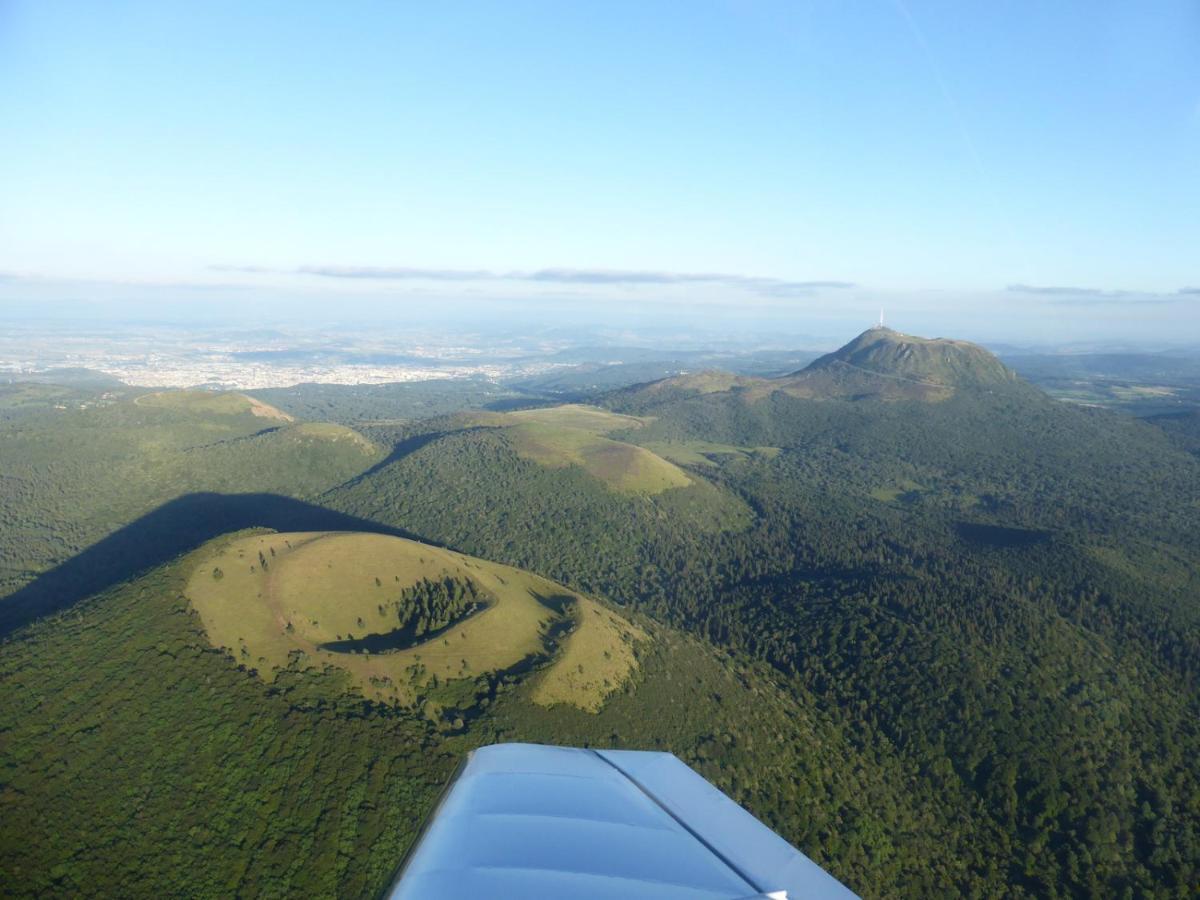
{"left": 383, "top": 742, "right": 859, "bottom": 900}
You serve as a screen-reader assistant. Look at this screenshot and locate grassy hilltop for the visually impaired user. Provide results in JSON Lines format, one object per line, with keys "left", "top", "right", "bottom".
{"left": 465, "top": 403, "right": 693, "bottom": 494}
{"left": 188, "top": 530, "right": 646, "bottom": 711}
{"left": 135, "top": 389, "right": 296, "bottom": 420}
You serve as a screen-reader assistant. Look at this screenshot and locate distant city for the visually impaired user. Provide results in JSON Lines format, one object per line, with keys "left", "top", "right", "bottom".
{"left": 0, "top": 324, "right": 586, "bottom": 389}
{"left": 0, "top": 317, "right": 843, "bottom": 391}
{"left": 4, "top": 320, "right": 1200, "bottom": 423}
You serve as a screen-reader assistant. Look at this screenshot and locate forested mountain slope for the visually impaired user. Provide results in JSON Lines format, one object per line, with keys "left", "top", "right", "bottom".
{"left": 0, "top": 530, "right": 969, "bottom": 897}
{"left": 618, "top": 326, "right": 1029, "bottom": 403}
{"left": 1, "top": 331, "right": 1197, "bottom": 897}
{"left": 0, "top": 391, "right": 383, "bottom": 605}
{"left": 1146, "top": 409, "right": 1200, "bottom": 457}
{"left": 803, "top": 325, "right": 1020, "bottom": 387}
{"left": 320, "top": 333, "right": 1200, "bottom": 896}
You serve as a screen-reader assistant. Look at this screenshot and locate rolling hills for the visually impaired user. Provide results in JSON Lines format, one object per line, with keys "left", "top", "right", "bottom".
{"left": 615, "top": 326, "right": 1027, "bottom": 404}
{"left": 317, "top": 329, "right": 1200, "bottom": 896}
{"left": 414, "top": 403, "right": 698, "bottom": 494}
{"left": 0, "top": 526, "right": 964, "bottom": 897}
{"left": 1, "top": 327, "right": 1198, "bottom": 897}
{"left": 499, "top": 404, "right": 692, "bottom": 494}
{"left": 0, "top": 389, "right": 383, "bottom": 605}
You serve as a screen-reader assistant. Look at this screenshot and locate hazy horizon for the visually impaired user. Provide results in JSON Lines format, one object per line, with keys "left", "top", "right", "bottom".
{"left": 3, "top": 1, "right": 1198, "bottom": 346}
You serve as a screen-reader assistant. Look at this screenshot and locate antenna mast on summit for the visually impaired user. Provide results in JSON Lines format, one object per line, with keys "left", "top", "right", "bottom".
{"left": 878, "top": 308, "right": 884, "bottom": 328}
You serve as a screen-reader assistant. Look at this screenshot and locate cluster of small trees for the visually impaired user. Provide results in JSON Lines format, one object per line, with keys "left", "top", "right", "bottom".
{"left": 394, "top": 575, "right": 484, "bottom": 639}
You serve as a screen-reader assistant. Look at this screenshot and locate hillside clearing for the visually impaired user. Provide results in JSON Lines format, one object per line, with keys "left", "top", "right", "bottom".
{"left": 136, "top": 390, "right": 294, "bottom": 421}
{"left": 642, "top": 440, "right": 781, "bottom": 467}
{"left": 461, "top": 404, "right": 691, "bottom": 494}
{"left": 507, "top": 423, "right": 692, "bottom": 494}
{"left": 505, "top": 403, "right": 651, "bottom": 433}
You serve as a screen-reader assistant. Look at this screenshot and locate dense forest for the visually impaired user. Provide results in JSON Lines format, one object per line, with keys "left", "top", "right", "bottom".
{"left": 248, "top": 378, "right": 528, "bottom": 425}
{"left": 1, "top": 341, "right": 1198, "bottom": 897}
{"left": 324, "top": 381, "right": 1199, "bottom": 896}
{"left": 0, "top": 541, "right": 980, "bottom": 897}
{"left": 0, "top": 391, "right": 382, "bottom": 601}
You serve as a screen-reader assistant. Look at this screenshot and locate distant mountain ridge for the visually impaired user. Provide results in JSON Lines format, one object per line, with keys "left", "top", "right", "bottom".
{"left": 802, "top": 326, "right": 1019, "bottom": 388}
{"left": 613, "top": 326, "right": 1025, "bottom": 405}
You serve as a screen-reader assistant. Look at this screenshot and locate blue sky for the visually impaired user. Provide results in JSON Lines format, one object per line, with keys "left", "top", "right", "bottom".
{"left": 1, "top": 1, "right": 1197, "bottom": 342}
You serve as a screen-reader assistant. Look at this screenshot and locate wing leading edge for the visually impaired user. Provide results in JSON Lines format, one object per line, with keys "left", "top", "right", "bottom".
{"left": 385, "top": 742, "right": 858, "bottom": 900}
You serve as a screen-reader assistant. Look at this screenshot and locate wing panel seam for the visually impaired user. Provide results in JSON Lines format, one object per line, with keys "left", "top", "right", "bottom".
{"left": 590, "top": 749, "right": 763, "bottom": 896}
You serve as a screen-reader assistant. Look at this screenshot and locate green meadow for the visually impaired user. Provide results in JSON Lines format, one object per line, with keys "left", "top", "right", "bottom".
{"left": 467, "top": 403, "right": 694, "bottom": 494}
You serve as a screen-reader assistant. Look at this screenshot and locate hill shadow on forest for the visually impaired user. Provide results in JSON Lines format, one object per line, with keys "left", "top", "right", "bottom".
{"left": 0, "top": 492, "right": 437, "bottom": 639}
